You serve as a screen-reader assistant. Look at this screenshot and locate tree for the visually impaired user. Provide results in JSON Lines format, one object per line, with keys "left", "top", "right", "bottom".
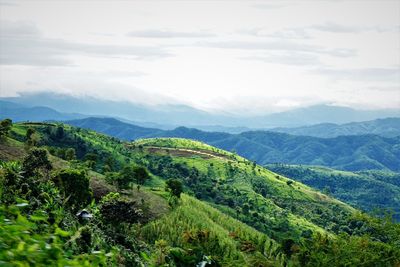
{"left": 26, "top": 127, "right": 35, "bottom": 140}
{"left": 84, "top": 153, "right": 97, "bottom": 169}
{"left": 65, "top": 148, "right": 76, "bottom": 160}
{"left": 100, "top": 195, "right": 143, "bottom": 224}
{"left": 134, "top": 166, "right": 150, "bottom": 191}
{"left": 53, "top": 169, "right": 92, "bottom": 210}
{"left": 22, "top": 148, "right": 52, "bottom": 178}
{"left": 55, "top": 126, "right": 65, "bottom": 139}
{"left": 115, "top": 166, "right": 133, "bottom": 190}
{"left": 0, "top": 118, "right": 12, "bottom": 139}
{"left": 25, "top": 127, "right": 39, "bottom": 147}
{"left": 165, "top": 179, "right": 183, "bottom": 198}
{"left": 115, "top": 165, "right": 150, "bottom": 191}
{"left": 104, "top": 156, "right": 115, "bottom": 172}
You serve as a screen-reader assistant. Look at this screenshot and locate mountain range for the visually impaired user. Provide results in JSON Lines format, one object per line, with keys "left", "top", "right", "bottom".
{"left": 271, "top": 117, "right": 400, "bottom": 138}
{"left": 65, "top": 117, "right": 400, "bottom": 172}
{"left": 2, "top": 92, "right": 400, "bottom": 128}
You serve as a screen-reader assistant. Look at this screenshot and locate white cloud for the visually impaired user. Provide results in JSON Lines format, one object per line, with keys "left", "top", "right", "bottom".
{"left": 127, "top": 29, "right": 215, "bottom": 38}
{"left": 0, "top": 0, "right": 399, "bottom": 114}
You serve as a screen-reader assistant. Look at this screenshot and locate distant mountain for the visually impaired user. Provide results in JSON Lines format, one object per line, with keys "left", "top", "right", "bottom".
{"left": 251, "top": 104, "right": 400, "bottom": 128}
{"left": 64, "top": 117, "right": 400, "bottom": 172}
{"left": 66, "top": 117, "right": 164, "bottom": 140}
{"left": 0, "top": 100, "right": 86, "bottom": 122}
{"left": 1, "top": 92, "right": 234, "bottom": 127}
{"left": 2, "top": 92, "right": 400, "bottom": 128}
{"left": 271, "top": 117, "right": 400, "bottom": 138}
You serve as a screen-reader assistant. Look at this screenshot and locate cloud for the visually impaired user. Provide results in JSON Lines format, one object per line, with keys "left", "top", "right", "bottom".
{"left": 0, "top": 1, "right": 17, "bottom": 6}
{"left": 0, "top": 21, "right": 172, "bottom": 66}
{"left": 252, "top": 3, "right": 291, "bottom": 9}
{"left": 311, "top": 67, "right": 400, "bottom": 82}
{"left": 238, "top": 27, "right": 312, "bottom": 40}
{"left": 127, "top": 29, "right": 215, "bottom": 38}
{"left": 267, "top": 28, "right": 312, "bottom": 40}
{"left": 243, "top": 52, "right": 322, "bottom": 66}
{"left": 196, "top": 40, "right": 356, "bottom": 58}
{"left": 309, "top": 21, "right": 399, "bottom": 33}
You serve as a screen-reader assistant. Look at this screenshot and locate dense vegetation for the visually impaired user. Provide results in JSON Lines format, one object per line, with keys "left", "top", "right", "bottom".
{"left": 1, "top": 120, "right": 399, "bottom": 266}
{"left": 267, "top": 164, "right": 400, "bottom": 221}
{"left": 67, "top": 117, "right": 400, "bottom": 171}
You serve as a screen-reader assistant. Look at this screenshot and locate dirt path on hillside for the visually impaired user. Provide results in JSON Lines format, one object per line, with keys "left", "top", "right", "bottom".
{"left": 145, "top": 146, "right": 231, "bottom": 161}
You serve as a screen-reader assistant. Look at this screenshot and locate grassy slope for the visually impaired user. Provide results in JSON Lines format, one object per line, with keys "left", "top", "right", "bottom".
{"left": 141, "top": 194, "right": 284, "bottom": 266}
{"left": 133, "top": 138, "right": 354, "bottom": 240}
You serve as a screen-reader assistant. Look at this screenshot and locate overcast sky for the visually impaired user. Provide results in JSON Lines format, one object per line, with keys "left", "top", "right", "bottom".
{"left": 0, "top": 0, "right": 399, "bottom": 115}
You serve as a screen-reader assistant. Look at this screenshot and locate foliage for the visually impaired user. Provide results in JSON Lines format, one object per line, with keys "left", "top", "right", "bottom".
{"left": 114, "top": 165, "right": 150, "bottom": 190}
{"left": 0, "top": 204, "right": 112, "bottom": 266}
{"left": 53, "top": 169, "right": 93, "bottom": 210}
{"left": 99, "top": 193, "right": 144, "bottom": 224}
{"left": 22, "top": 147, "right": 52, "bottom": 178}
{"left": 0, "top": 118, "right": 12, "bottom": 139}
{"left": 292, "top": 232, "right": 400, "bottom": 266}
{"left": 165, "top": 178, "right": 183, "bottom": 198}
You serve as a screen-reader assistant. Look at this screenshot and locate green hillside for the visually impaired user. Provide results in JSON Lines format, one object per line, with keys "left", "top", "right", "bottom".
{"left": 1, "top": 120, "right": 399, "bottom": 266}
{"left": 267, "top": 164, "right": 400, "bottom": 221}
{"left": 132, "top": 138, "right": 354, "bottom": 240}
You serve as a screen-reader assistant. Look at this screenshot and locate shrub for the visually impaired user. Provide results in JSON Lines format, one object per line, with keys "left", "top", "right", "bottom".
{"left": 166, "top": 178, "right": 183, "bottom": 198}
{"left": 22, "top": 148, "right": 52, "bottom": 178}
{"left": 53, "top": 169, "right": 92, "bottom": 210}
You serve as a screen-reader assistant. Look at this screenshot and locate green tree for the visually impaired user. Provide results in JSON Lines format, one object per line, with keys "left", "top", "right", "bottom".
{"left": 22, "top": 148, "right": 52, "bottom": 178}
{"left": 134, "top": 166, "right": 150, "bottom": 191}
{"left": 25, "top": 127, "right": 40, "bottom": 147}
{"left": 84, "top": 152, "right": 97, "bottom": 169}
{"left": 65, "top": 148, "right": 76, "bottom": 160}
{"left": 115, "top": 165, "right": 150, "bottom": 191}
{"left": 53, "top": 169, "right": 92, "bottom": 210}
{"left": 55, "top": 125, "right": 65, "bottom": 139}
{"left": 0, "top": 118, "right": 12, "bottom": 139}
{"left": 165, "top": 179, "right": 183, "bottom": 198}
{"left": 115, "top": 166, "right": 134, "bottom": 190}
{"left": 100, "top": 194, "right": 143, "bottom": 224}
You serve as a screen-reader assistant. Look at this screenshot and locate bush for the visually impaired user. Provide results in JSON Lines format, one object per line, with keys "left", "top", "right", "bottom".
{"left": 100, "top": 194, "right": 144, "bottom": 224}
{"left": 22, "top": 148, "right": 52, "bottom": 178}
{"left": 53, "top": 169, "right": 92, "bottom": 210}
{"left": 166, "top": 179, "right": 183, "bottom": 198}
{"left": 0, "top": 118, "right": 12, "bottom": 138}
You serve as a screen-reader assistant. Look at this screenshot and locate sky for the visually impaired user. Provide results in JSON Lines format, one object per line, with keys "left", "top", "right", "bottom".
{"left": 0, "top": 0, "right": 399, "bottom": 115}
